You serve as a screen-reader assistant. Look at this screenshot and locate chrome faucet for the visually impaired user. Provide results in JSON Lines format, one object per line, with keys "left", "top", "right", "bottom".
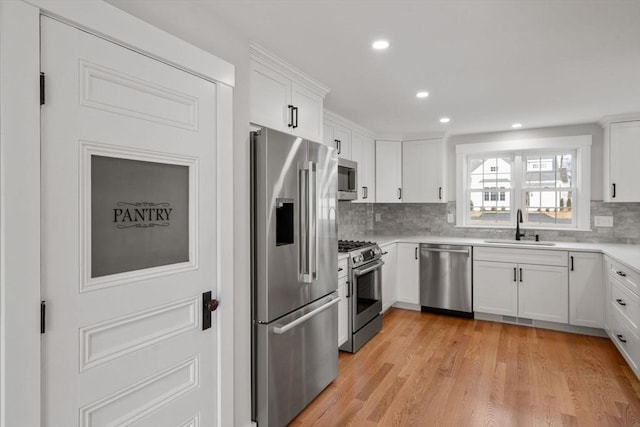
{"left": 515, "top": 208, "right": 525, "bottom": 240}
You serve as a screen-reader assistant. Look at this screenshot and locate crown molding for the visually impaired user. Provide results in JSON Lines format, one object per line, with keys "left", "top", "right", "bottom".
{"left": 323, "top": 109, "right": 376, "bottom": 139}
{"left": 249, "top": 41, "right": 330, "bottom": 97}
{"left": 599, "top": 112, "right": 640, "bottom": 127}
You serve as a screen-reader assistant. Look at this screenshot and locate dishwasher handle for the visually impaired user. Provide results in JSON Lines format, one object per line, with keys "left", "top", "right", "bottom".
{"left": 420, "top": 247, "right": 471, "bottom": 256}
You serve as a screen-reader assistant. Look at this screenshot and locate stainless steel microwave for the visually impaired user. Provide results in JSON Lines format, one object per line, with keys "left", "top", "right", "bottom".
{"left": 338, "top": 158, "right": 357, "bottom": 201}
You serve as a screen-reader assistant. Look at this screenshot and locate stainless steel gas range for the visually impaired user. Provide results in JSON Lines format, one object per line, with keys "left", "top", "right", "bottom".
{"left": 338, "top": 240, "right": 384, "bottom": 353}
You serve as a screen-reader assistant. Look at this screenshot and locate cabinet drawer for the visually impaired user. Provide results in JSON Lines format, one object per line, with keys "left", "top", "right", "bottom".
{"left": 474, "top": 247, "right": 568, "bottom": 267}
{"left": 610, "top": 276, "right": 640, "bottom": 330}
{"left": 609, "top": 305, "right": 640, "bottom": 372}
{"left": 607, "top": 257, "right": 640, "bottom": 295}
{"left": 338, "top": 258, "right": 348, "bottom": 279}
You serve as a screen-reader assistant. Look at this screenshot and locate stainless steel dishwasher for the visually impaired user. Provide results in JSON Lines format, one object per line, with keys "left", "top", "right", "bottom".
{"left": 419, "top": 244, "right": 473, "bottom": 318}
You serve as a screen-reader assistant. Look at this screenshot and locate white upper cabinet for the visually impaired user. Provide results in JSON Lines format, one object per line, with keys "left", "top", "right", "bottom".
{"left": 402, "top": 139, "right": 445, "bottom": 203}
{"left": 606, "top": 120, "right": 640, "bottom": 202}
{"left": 291, "top": 82, "right": 323, "bottom": 142}
{"left": 352, "top": 131, "right": 376, "bottom": 202}
{"left": 324, "top": 119, "right": 351, "bottom": 159}
{"left": 249, "top": 43, "right": 329, "bottom": 143}
{"left": 376, "top": 140, "right": 403, "bottom": 203}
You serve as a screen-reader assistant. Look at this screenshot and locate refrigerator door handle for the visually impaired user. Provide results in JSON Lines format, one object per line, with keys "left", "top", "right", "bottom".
{"left": 300, "top": 167, "right": 310, "bottom": 282}
{"left": 311, "top": 162, "right": 319, "bottom": 280}
{"left": 301, "top": 161, "right": 316, "bottom": 283}
{"left": 272, "top": 295, "right": 340, "bottom": 334}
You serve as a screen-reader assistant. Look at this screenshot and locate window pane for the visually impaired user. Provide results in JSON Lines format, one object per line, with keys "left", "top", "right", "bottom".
{"left": 525, "top": 153, "right": 573, "bottom": 189}
{"left": 469, "top": 190, "right": 511, "bottom": 224}
{"left": 469, "top": 157, "right": 512, "bottom": 190}
{"left": 524, "top": 190, "right": 573, "bottom": 225}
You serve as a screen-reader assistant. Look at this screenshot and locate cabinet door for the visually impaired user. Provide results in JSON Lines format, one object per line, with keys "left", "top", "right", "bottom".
{"left": 381, "top": 244, "right": 397, "bottom": 311}
{"left": 351, "top": 132, "right": 375, "bottom": 203}
{"left": 569, "top": 252, "right": 604, "bottom": 328}
{"left": 396, "top": 243, "right": 420, "bottom": 304}
{"left": 375, "top": 140, "right": 402, "bottom": 203}
{"left": 291, "top": 82, "right": 323, "bottom": 143}
{"left": 338, "top": 275, "right": 349, "bottom": 346}
{"left": 250, "top": 61, "right": 291, "bottom": 132}
{"left": 402, "top": 139, "right": 443, "bottom": 203}
{"left": 473, "top": 261, "right": 518, "bottom": 316}
{"left": 361, "top": 138, "right": 376, "bottom": 202}
{"left": 610, "top": 121, "right": 640, "bottom": 202}
{"left": 335, "top": 125, "right": 351, "bottom": 160}
{"left": 518, "top": 264, "right": 568, "bottom": 323}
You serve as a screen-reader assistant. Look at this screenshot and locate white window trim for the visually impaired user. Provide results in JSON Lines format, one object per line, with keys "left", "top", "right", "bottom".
{"left": 456, "top": 135, "right": 592, "bottom": 231}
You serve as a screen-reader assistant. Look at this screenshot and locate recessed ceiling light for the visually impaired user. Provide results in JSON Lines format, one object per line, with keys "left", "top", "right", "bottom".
{"left": 416, "top": 91, "right": 429, "bottom": 98}
{"left": 512, "top": 123, "right": 522, "bottom": 128}
{"left": 440, "top": 117, "right": 451, "bottom": 123}
{"left": 372, "top": 40, "right": 390, "bottom": 50}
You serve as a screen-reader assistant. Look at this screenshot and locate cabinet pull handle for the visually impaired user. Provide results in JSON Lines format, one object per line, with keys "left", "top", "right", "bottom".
{"left": 570, "top": 256, "right": 574, "bottom": 271}
{"left": 513, "top": 267, "right": 517, "bottom": 282}
{"left": 616, "top": 334, "right": 627, "bottom": 344}
{"left": 616, "top": 299, "right": 627, "bottom": 306}
{"left": 616, "top": 270, "right": 627, "bottom": 277}
{"left": 293, "top": 106, "right": 299, "bottom": 128}
{"left": 438, "top": 187, "right": 442, "bottom": 200}
{"left": 346, "top": 281, "right": 351, "bottom": 298}
{"left": 338, "top": 267, "right": 343, "bottom": 272}
{"left": 363, "top": 186, "right": 368, "bottom": 199}
{"left": 519, "top": 268, "right": 523, "bottom": 282}
{"left": 335, "top": 139, "right": 341, "bottom": 154}
{"left": 398, "top": 188, "right": 402, "bottom": 200}
{"left": 415, "top": 247, "right": 418, "bottom": 260}
{"left": 382, "top": 251, "right": 388, "bottom": 255}
{"left": 612, "top": 183, "right": 616, "bottom": 198}
{"left": 288, "top": 105, "right": 294, "bottom": 128}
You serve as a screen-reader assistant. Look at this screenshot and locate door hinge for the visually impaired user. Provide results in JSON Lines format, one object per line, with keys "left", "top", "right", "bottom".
{"left": 40, "top": 72, "right": 45, "bottom": 106}
{"left": 40, "top": 300, "right": 46, "bottom": 334}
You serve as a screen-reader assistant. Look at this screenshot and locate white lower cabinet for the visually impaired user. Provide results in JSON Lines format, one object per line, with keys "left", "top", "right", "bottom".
{"left": 604, "top": 255, "right": 640, "bottom": 377}
{"left": 473, "top": 260, "right": 518, "bottom": 316}
{"left": 337, "top": 258, "right": 349, "bottom": 347}
{"left": 381, "top": 243, "right": 397, "bottom": 311}
{"left": 396, "top": 243, "right": 420, "bottom": 305}
{"left": 517, "top": 264, "right": 568, "bottom": 323}
{"left": 569, "top": 252, "right": 604, "bottom": 328}
{"left": 473, "top": 247, "right": 569, "bottom": 323}
{"left": 338, "top": 275, "right": 348, "bottom": 346}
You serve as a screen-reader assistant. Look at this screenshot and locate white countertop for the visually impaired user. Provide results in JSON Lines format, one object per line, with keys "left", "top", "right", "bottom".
{"left": 339, "top": 234, "right": 640, "bottom": 273}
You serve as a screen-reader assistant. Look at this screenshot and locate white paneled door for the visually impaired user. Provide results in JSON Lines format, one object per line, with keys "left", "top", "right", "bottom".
{"left": 41, "top": 16, "right": 219, "bottom": 426}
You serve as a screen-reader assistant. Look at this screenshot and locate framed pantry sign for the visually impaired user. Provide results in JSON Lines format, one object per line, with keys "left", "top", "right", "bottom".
{"left": 90, "top": 153, "right": 191, "bottom": 279}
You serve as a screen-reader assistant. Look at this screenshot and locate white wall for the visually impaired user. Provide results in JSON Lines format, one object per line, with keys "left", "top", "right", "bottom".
{"left": 103, "top": 2, "right": 252, "bottom": 425}
{"left": 446, "top": 123, "right": 604, "bottom": 201}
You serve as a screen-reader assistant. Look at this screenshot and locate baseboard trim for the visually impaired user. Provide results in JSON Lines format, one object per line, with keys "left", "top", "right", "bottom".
{"left": 474, "top": 312, "right": 607, "bottom": 337}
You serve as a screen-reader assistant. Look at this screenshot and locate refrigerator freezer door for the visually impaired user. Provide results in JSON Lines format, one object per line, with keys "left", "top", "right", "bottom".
{"left": 254, "top": 292, "right": 339, "bottom": 427}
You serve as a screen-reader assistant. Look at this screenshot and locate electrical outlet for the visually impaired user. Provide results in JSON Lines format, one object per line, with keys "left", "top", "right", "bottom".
{"left": 447, "top": 213, "right": 455, "bottom": 223}
{"left": 594, "top": 215, "right": 613, "bottom": 227}
{"left": 375, "top": 213, "right": 381, "bottom": 222}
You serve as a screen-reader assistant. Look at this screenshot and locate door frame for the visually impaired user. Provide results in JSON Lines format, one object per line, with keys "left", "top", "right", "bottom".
{"left": 0, "top": 1, "right": 236, "bottom": 426}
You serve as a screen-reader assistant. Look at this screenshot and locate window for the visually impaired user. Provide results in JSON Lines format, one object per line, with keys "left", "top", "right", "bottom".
{"left": 456, "top": 136, "right": 591, "bottom": 230}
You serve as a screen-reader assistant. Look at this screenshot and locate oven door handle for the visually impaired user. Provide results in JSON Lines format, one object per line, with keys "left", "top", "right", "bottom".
{"left": 272, "top": 295, "right": 340, "bottom": 334}
{"left": 352, "top": 261, "right": 385, "bottom": 276}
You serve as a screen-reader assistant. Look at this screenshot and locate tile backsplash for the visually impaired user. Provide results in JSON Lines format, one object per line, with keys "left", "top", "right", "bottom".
{"left": 338, "top": 201, "right": 640, "bottom": 245}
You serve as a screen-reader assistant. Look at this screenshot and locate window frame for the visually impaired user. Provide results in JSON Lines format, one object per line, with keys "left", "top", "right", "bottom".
{"left": 455, "top": 135, "right": 592, "bottom": 231}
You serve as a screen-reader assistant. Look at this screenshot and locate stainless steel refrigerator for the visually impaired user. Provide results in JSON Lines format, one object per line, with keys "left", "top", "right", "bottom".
{"left": 251, "top": 127, "right": 339, "bottom": 427}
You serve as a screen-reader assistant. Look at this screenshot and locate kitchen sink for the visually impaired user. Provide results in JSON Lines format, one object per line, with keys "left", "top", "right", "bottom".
{"left": 483, "top": 239, "right": 556, "bottom": 246}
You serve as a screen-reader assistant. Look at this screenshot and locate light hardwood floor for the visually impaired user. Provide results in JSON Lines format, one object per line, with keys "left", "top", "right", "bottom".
{"left": 291, "top": 308, "right": 640, "bottom": 426}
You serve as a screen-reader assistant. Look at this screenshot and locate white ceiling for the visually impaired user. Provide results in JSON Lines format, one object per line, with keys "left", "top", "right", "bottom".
{"left": 111, "top": 0, "right": 640, "bottom": 138}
